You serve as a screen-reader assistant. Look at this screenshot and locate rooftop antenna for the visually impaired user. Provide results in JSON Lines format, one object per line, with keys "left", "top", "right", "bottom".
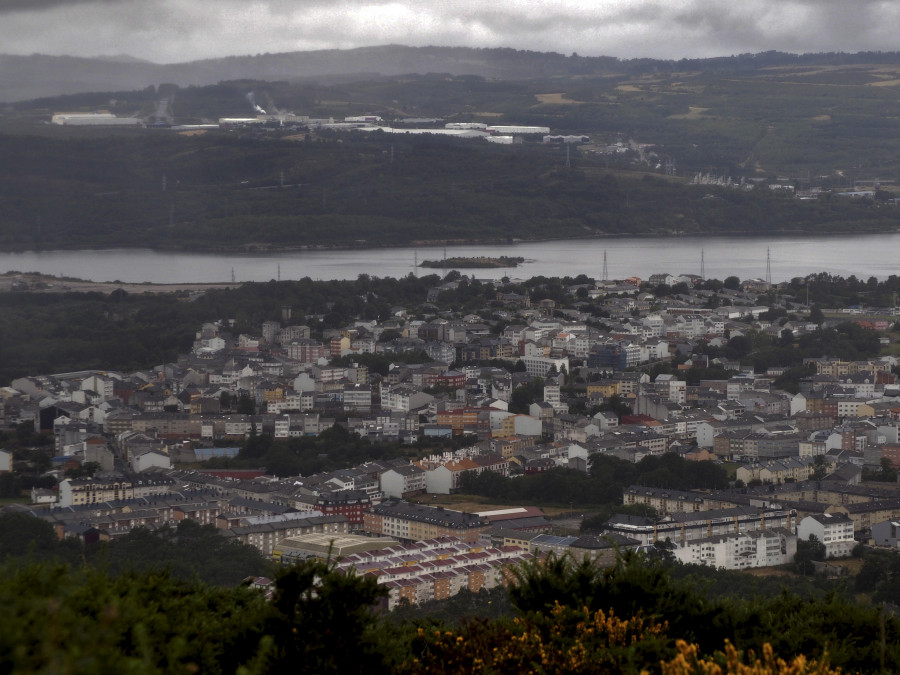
{"left": 602, "top": 250, "right": 609, "bottom": 281}
{"left": 766, "top": 247, "right": 772, "bottom": 288}
{"left": 700, "top": 248, "right": 705, "bottom": 280}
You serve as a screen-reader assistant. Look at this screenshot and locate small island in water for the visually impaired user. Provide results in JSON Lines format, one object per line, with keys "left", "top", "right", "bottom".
{"left": 419, "top": 256, "right": 525, "bottom": 269}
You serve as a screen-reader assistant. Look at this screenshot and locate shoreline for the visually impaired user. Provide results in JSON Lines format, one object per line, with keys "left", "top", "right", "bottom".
{"left": 4, "top": 229, "right": 900, "bottom": 287}
{"left": 2, "top": 226, "right": 899, "bottom": 256}
{"left": 0, "top": 272, "right": 242, "bottom": 295}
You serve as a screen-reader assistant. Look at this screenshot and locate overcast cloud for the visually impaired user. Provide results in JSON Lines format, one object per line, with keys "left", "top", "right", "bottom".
{"left": 2, "top": 0, "right": 898, "bottom": 63}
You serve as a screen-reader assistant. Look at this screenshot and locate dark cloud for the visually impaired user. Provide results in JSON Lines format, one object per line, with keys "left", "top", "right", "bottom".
{"left": 0, "top": 0, "right": 899, "bottom": 63}
{"left": 0, "top": 0, "right": 121, "bottom": 12}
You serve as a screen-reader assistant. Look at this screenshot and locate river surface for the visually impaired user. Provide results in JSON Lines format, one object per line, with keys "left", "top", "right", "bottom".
{"left": 0, "top": 233, "right": 898, "bottom": 284}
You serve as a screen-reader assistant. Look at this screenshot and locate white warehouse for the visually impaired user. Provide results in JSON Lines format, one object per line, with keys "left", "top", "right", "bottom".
{"left": 673, "top": 528, "right": 797, "bottom": 570}
{"left": 486, "top": 125, "right": 551, "bottom": 135}
{"left": 52, "top": 112, "right": 142, "bottom": 126}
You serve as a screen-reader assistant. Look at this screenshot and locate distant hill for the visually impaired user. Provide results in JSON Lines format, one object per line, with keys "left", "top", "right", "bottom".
{"left": 5, "top": 45, "right": 900, "bottom": 103}
{"left": 0, "top": 47, "right": 590, "bottom": 103}
{"left": 5, "top": 47, "right": 900, "bottom": 252}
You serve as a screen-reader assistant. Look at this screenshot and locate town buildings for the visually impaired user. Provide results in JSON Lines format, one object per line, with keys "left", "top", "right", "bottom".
{"left": 364, "top": 499, "right": 490, "bottom": 543}
{"left": 6, "top": 269, "right": 900, "bottom": 601}
{"left": 797, "top": 513, "right": 856, "bottom": 558}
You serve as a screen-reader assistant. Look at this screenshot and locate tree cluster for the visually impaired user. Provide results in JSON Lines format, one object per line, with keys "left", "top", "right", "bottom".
{"left": 2, "top": 547, "right": 897, "bottom": 673}
{"left": 0, "top": 513, "right": 269, "bottom": 587}
{"left": 458, "top": 453, "right": 728, "bottom": 509}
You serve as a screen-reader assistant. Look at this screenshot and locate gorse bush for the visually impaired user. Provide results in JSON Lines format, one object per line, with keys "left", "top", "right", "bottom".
{"left": 0, "top": 550, "right": 894, "bottom": 673}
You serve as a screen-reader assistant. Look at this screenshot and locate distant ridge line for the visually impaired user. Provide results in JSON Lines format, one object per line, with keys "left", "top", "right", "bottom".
{"left": 4, "top": 46, "right": 900, "bottom": 103}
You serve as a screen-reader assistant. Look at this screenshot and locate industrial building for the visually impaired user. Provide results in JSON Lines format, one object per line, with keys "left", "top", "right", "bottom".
{"left": 357, "top": 127, "right": 488, "bottom": 139}
{"left": 345, "top": 115, "right": 383, "bottom": 123}
{"left": 218, "top": 114, "right": 309, "bottom": 127}
{"left": 51, "top": 112, "right": 142, "bottom": 126}
{"left": 445, "top": 122, "right": 487, "bottom": 130}
{"left": 544, "top": 135, "right": 590, "bottom": 144}
{"left": 218, "top": 117, "right": 267, "bottom": 126}
{"left": 486, "top": 125, "right": 551, "bottom": 135}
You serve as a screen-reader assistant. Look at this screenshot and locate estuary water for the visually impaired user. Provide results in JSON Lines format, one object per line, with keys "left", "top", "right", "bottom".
{"left": 0, "top": 233, "right": 898, "bottom": 284}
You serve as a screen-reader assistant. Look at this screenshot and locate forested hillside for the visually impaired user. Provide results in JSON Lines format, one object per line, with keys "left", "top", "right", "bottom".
{"left": 0, "top": 128, "right": 896, "bottom": 252}
{"left": 5, "top": 51, "right": 900, "bottom": 251}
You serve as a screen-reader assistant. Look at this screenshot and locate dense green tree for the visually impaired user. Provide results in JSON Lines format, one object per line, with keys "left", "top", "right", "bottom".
{"left": 0, "top": 473, "right": 22, "bottom": 498}
{"left": 725, "top": 334, "right": 753, "bottom": 358}
{"left": 0, "top": 512, "right": 74, "bottom": 561}
{"left": 237, "top": 393, "right": 257, "bottom": 415}
{"left": 508, "top": 377, "right": 544, "bottom": 414}
{"left": 458, "top": 452, "right": 726, "bottom": 508}
{"left": 267, "top": 558, "right": 391, "bottom": 674}
{"left": 862, "top": 457, "right": 899, "bottom": 482}
{"left": 601, "top": 393, "right": 632, "bottom": 419}
{"left": 3, "top": 541, "right": 900, "bottom": 673}
{"left": 0, "top": 563, "right": 272, "bottom": 675}
{"left": 774, "top": 363, "right": 816, "bottom": 394}
{"left": 0, "top": 514, "right": 270, "bottom": 586}
{"left": 854, "top": 549, "right": 897, "bottom": 594}
{"left": 794, "top": 534, "right": 827, "bottom": 575}
{"left": 811, "top": 455, "right": 829, "bottom": 481}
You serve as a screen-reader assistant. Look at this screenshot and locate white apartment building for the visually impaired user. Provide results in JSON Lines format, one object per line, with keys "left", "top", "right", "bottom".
{"left": 543, "top": 384, "right": 568, "bottom": 414}
{"left": 797, "top": 514, "right": 855, "bottom": 558}
{"left": 673, "top": 529, "right": 796, "bottom": 570}
{"left": 268, "top": 393, "right": 314, "bottom": 414}
{"left": 380, "top": 385, "right": 434, "bottom": 413}
{"left": 520, "top": 355, "right": 569, "bottom": 378}
{"left": 380, "top": 465, "right": 427, "bottom": 499}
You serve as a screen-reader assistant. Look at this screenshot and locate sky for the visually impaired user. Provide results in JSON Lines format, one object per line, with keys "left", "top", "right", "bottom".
{"left": 3, "top": 0, "right": 899, "bottom": 64}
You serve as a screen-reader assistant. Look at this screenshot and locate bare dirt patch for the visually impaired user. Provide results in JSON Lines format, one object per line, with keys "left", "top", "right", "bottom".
{"left": 535, "top": 93, "right": 582, "bottom": 105}
{"left": 668, "top": 106, "right": 710, "bottom": 120}
{"left": 409, "top": 494, "right": 499, "bottom": 513}
{"left": 744, "top": 566, "right": 797, "bottom": 578}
